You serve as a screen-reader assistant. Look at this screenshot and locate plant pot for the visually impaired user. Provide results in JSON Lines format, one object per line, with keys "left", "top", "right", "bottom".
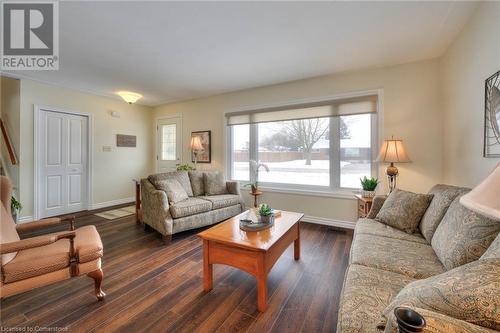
{"left": 258, "top": 214, "right": 274, "bottom": 224}
{"left": 251, "top": 185, "right": 258, "bottom": 194}
{"left": 361, "top": 190, "right": 376, "bottom": 198}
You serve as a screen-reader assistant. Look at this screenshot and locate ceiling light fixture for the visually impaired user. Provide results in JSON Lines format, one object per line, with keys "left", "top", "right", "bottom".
{"left": 117, "top": 91, "right": 143, "bottom": 104}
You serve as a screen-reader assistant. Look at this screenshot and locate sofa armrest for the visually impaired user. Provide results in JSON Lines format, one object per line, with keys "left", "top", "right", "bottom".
{"left": 366, "top": 195, "right": 387, "bottom": 219}
{"left": 141, "top": 179, "right": 173, "bottom": 236}
{"left": 226, "top": 181, "right": 240, "bottom": 195}
{"left": 384, "top": 307, "right": 497, "bottom": 333}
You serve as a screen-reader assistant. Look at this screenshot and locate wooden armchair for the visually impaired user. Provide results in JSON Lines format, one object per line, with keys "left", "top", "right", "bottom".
{"left": 0, "top": 176, "right": 105, "bottom": 300}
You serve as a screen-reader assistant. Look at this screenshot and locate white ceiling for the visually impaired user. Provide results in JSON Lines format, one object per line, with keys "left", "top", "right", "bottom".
{"left": 7, "top": 1, "right": 478, "bottom": 106}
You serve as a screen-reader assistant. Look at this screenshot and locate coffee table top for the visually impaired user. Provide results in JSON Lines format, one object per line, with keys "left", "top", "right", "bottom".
{"left": 198, "top": 209, "right": 303, "bottom": 251}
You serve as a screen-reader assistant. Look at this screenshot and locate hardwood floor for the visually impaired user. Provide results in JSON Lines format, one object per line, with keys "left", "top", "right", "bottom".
{"left": 1, "top": 205, "right": 353, "bottom": 332}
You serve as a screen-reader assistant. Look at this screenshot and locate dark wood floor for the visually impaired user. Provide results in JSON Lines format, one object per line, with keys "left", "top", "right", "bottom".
{"left": 1, "top": 205, "right": 353, "bottom": 333}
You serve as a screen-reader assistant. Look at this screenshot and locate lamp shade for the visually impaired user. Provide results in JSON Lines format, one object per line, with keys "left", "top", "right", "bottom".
{"left": 117, "top": 91, "right": 142, "bottom": 104}
{"left": 190, "top": 136, "right": 204, "bottom": 151}
{"left": 460, "top": 164, "right": 500, "bottom": 220}
{"left": 376, "top": 138, "right": 411, "bottom": 163}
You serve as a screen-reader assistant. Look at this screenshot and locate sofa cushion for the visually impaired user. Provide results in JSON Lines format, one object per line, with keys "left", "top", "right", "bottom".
{"left": 355, "top": 219, "right": 428, "bottom": 244}
{"left": 481, "top": 233, "right": 500, "bottom": 259}
{"left": 155, "top": 178, "right": 188, "bottom": 204}
{"left": 170, "top": 197, "right": 212, "bottom": 219}
{"left": 419, "top": 184, "right": 469, "bottom": 243}
{"left": 350, "top": 234, "right": 445, "bottom": 279}
{"left": 1, "top": 203, "right": 20, "bottom": 265}
{"left": 199, "top": 194, "right": 241, "bottom": 210}
{"left": 188, "top": 171, "right": 205, "bottom": 196}
{"left": 2, "top": 226, "right": 102, "bottom": 283}
{"left": 375, "top": 189, "right": 433, "bottom": 234}
{"left": 172, "top": 204, "right": 242, "bottom": 234}
{"left": 337, "top": 264, "right": 415, "bottom": 333}
{"left": 203, "top": 171, "right": 228, "bottom": 196}
{"left": 431, "top": 196, "right": 500, "bottom": 270}
{"left": 148, "top": 171, "right": 193, "bottom": 197}
{"left": 379, "top": 259, "right": 500, "bottom": 331}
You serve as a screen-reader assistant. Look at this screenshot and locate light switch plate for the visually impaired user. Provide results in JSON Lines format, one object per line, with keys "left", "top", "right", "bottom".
{"left": 102, "top": 146, "right": 112, "bottom": 152}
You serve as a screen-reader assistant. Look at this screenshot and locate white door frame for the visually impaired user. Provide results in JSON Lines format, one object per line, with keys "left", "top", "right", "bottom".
{"left": 33, "top": 105, "right": 93, "bottom": 220}
{"left": 155, "top": 115, "right": 182, "bottom": 173}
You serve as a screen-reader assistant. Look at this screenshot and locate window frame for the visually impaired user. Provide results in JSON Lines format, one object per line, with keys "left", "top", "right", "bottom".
{"left": 225, "top": 91, "right": 381, "bottom": 195}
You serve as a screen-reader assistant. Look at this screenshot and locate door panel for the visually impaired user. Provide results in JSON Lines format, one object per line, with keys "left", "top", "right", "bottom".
{"left": 157, "top": 117, "right": 181, "bottom": 172}
{"left": 38, "top": 110, "right": 88, "bottom": 218}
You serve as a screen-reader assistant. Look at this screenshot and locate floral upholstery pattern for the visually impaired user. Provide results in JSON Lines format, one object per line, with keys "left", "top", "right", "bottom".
{"left": 419, "top": 184, "right": 469, "bottom": 243}
{"left": 148, "top": 171, "right": 193, "bottom": 197}
{"left": 336, "top": 264, "right": 415, "bottom": 333}
{"left": 204, "top": 171, "right": 228, "bottom": 195}
{"left": 375, "top": 189, "right": 433, "bottom": 234}
{"left": 355, "top": 219, "right": 428, "bottom": 244}
{"left": 379, "top": 259, "right": 500, "bottom": 331}
{"left": 188, "top": 171, "right": 205, "bottom": 196}
{"left": 172, "top": 204, "right": 242, "bottom": 234}
{"left": 199, "top": 194, "right": 242, "bottom": 210}
{"left": 366, "top": 195, "right": 386, "bottom": 219}
{"left": 481, "top": 233, "right": 500, "bottom": 259}
{"left": 155, "top": 178, "right": 188, "bottom": 204}
{"left": 350, "top": 234, "right": 445, "bottom": 279}
{"left": 431, "top": 196, "right": 500, "bottom": 270}
{"left": 384, "top": 307, "right": 499, "bottom": 333}
{"left": 169, "top": 198, "right": 212, "bottom": 219}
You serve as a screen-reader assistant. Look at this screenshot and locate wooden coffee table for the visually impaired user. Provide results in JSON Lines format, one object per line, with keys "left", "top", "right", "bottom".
{"left": 198, "top": 210, "right": 303, "bottom": 312}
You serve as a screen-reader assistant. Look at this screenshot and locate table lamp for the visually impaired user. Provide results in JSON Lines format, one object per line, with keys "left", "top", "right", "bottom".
{"left": 376, "top": 136, "right": 411, "bottom": 193}
{"left": 460, "top": 163, "right": 500, "bottom": 220}
{"left": 190, "top": 136, "right": 204, "bottom": 170}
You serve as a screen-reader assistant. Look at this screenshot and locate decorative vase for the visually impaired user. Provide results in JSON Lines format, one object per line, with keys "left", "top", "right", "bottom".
{"left": 394, "top": 307, "right": 426, "bottom": 333}
{"left": 361, "top": 190, "right": 376, "bottom": 198}
{"left": 258, "top": 214, "right": 274, "bottom": 224}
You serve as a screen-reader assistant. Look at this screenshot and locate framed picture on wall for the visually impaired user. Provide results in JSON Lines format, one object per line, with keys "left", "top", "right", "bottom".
{"left": 484, "top": 70, "right": 500, "bottom": 157}
{"left": 191, "top": 130, "right": 211, "bottom": 163}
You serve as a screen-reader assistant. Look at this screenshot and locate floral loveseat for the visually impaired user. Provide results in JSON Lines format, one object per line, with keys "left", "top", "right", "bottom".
{"left": 141, "top": 171, "right": 244, "bottom": 243}
{"left": 337, "top": 184, "right": 500, "bottom": 333}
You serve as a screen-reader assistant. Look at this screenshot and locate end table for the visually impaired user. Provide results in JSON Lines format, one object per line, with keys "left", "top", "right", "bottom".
{"left": 250, "top": 190, "right": 263, "bottom": 208}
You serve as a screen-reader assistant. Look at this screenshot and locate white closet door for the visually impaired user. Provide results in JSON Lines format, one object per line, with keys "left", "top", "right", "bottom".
{"left": 39, "top": 110, "right": 88, "bottom": 218}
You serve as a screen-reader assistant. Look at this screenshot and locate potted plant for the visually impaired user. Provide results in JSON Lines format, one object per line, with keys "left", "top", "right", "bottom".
{"left": 258, "top": 203, "right": 274, "bottom": 224}
{"left": 244, "top": 181, "right": 260, "bottom": 194}
{"left": 11, "top": 196, "right": 22, "bottom": 222}
{"left": 360, "top": 176, "right": 378, "bottom": 198}
{"left": 176, "top": 163, "right": 195, "bottom": 171}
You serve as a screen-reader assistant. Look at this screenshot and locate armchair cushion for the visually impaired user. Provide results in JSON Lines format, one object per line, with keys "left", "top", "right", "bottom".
{"left": 170, "top": 198, "right": 212, "bottom": 219}
{"left": 199, "top": 194, "right": 241, "bottom": 210}
{"left": 1, "top": 203, "right": 20, "bottom": 265}
{"left": 203, "top": 171, "right": 228, "bottom": 196}
{"left": 2, "top": 225, "right": 103, "bottom": 283}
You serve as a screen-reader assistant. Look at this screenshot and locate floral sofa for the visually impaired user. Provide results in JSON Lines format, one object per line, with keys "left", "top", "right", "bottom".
{"left": 337, "top": 184, "right": 500, "bottom": 333}
{"left": 141, "top": 171, "right": 244, "bottom": 242}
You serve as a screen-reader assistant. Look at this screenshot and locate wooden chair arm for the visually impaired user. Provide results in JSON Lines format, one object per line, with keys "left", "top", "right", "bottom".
{"left": 57, "top": 232, "right": 78, "bottom": 276}
{"left": 0, "top": 235, "right": 58, "bottom": 254}
{"left": 16, "top": 215, "right": 76, "bottom": 233}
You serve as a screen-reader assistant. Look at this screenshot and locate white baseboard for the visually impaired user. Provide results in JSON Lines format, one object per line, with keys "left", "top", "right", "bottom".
{"left": 89, "top": 197, "right": 135, "bottom": 210}
{"left": 301, "top": 215, "right": 356, "bottom": 230}
{"left": 18, "top": 216, "right": 34, "bottom": 224}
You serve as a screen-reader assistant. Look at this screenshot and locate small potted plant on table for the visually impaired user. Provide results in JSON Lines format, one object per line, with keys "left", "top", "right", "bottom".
{"left": 258, "top": 203, "right": 274, "bottom": 224}
{"left": 360, "top": 176, "right": 378, "bottom": 198}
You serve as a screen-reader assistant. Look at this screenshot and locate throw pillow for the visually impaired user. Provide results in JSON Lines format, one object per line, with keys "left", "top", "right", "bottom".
{"left": 188, "top": 171, "right": 205, "bottom": 196}
{"left": 377, "top": 259, "right": 500, "bottom": 331}
{"left": 155, "top": 178, "right": 188, "bottom": 204}
{"left": 375, "top": 189, "right": 433, "bottom": 234}
{"left": 481, "top": 233, "right": 500, "bottom": 260}
{"left": 149, "top": 171, "right": 193, "bottom": 197}
{"left": 204, "top": 172, "right": 228, "bottom": 196}
{"left": 419, "top": 184, "right": 470, "bottom": 243}
{"left": 431, "top": 196, "right": 500, "bottom": 270}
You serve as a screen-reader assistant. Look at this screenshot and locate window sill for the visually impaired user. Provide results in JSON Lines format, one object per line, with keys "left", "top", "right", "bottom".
{"left": 240, "top": 186, "right": 358, "bottom": 200}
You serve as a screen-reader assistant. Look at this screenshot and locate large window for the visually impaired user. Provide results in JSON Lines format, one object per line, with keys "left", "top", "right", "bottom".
{"left": 227, "top": 95, "right": 378, "bottom": 191}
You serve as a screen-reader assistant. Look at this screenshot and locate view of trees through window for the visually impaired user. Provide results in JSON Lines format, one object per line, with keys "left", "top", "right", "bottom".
{"left": 230, "top": 114, "right": 373, "bottom": 189}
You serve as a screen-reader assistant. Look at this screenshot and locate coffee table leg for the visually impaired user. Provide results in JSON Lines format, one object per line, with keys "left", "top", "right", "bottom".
{"left": 203, "top": 240, "right": 213, "bottom": 291}
{"left": 294, "top": 225, "right": 300, "bottom": 260}
{"left": 257, "top": 273, "right": 268, "bottom": 312}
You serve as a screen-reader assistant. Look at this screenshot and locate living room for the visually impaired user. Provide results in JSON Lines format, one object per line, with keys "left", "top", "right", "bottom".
{"left": 0, "top": 1, "right": 499, "bottom": 332}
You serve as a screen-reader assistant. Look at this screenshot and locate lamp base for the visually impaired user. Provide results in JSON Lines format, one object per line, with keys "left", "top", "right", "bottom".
{"left": 386, "top": 163, "right": 399, "bottom": 193}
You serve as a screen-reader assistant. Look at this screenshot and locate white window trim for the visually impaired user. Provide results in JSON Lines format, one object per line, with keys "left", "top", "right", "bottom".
{"left": 224, "top": 89, "right": 384, "bottom": 195}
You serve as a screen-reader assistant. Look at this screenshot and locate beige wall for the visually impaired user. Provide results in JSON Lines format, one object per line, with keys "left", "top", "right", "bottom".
{"left": 18, "top": 79, "right": 154, "bottom": 219}
{"left": 0, "top": 76, "right": 21, "bottom": 191}
{"left": 154, "top": 59, "right": 444, "bottom": 222}
{"left": 441, "top": 2, "right": 500, "bottom": 187}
